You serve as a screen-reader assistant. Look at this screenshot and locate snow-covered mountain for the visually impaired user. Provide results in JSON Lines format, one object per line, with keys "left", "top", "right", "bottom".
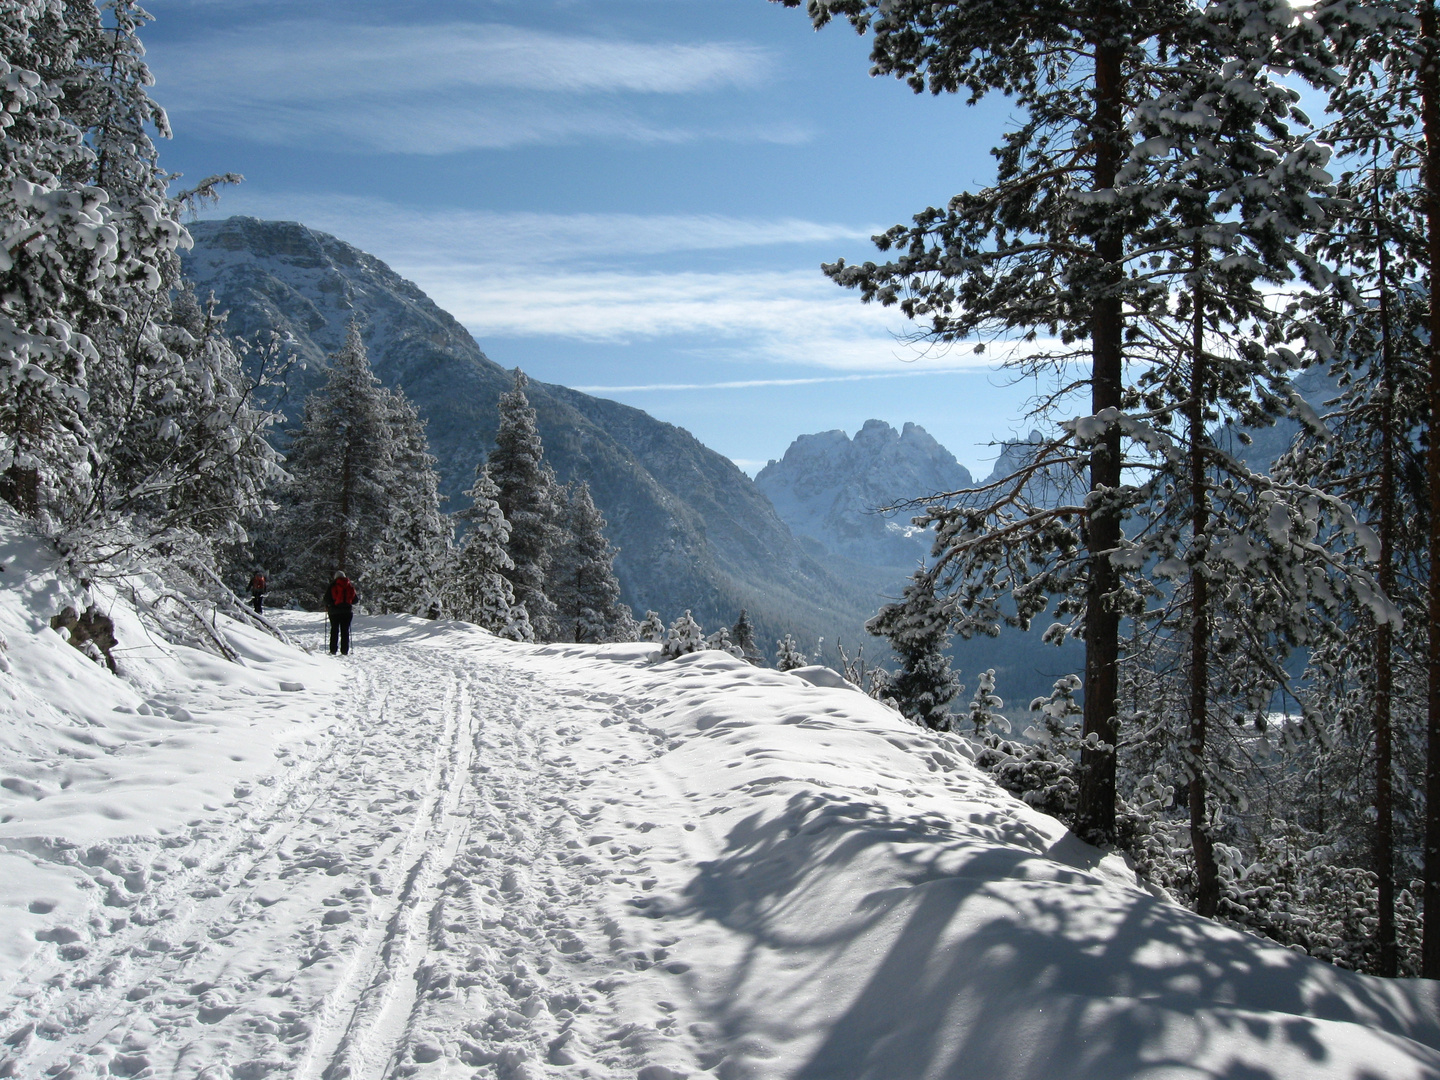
{"left": 755, "top": 419, "right": 972, "bottom": 568}
{"left": 181, "top": 217, "right": 871, "bottom": 656}
{"left": 5, "top": 515, "right": 1439, "bottom": 1080}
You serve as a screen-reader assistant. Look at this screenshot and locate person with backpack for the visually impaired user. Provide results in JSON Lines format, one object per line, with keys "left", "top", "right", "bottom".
{"left": 324, "top": 571, "right": 357, "bottom": 655}
{"left": 248, "top": 569, "right": 267, "bottom": 614}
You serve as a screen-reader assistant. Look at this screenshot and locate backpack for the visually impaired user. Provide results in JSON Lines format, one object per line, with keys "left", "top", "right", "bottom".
{"left": 331, "top": 578, "right": 357, "bottom": 606}
{"left": 250, "top": 573, "right": 266, "bottom": 593}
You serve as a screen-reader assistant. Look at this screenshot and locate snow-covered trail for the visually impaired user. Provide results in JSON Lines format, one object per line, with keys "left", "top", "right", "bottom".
{"left": 1, "top": 618, "right": 683, "bottom": 1080}
{"left": 10, "top": 582, "right": 1440, "bottom": 1079}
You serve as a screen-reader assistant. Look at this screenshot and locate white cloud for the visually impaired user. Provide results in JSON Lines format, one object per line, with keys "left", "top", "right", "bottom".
{"left": 150, "top": 21, "right": 783, "bottom": 153}
{"left": 193, "top": 195, "right": 1048, "bottom": 373}
{"left": 206, "top": 193, "right": 877, "bottom": 264}
{"left": 572, "top": 369, "right": 987, "bottom": 393}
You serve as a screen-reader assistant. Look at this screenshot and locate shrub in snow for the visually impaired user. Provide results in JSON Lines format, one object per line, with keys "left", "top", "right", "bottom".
{"left": 966, "top": 668, "right": 1008, "bottom": 737}
{"left": 774, "top": 634, "right": 808, "bottom": 672}
{"left": 974, "top": 675, "right": 1082, "bottom": 822}
{"left": 638, "top": 610, "right": 665, "bottom": 643}
{"left": 705, "top": 626, "right": 744, "bottom": 658}
{"left": 660, "top": 611, "right": 705, "bottom": 659}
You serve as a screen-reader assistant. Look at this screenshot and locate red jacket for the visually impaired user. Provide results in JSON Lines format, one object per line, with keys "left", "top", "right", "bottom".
{"left": 329, "top": 578, "right": 356, "bottom": 607}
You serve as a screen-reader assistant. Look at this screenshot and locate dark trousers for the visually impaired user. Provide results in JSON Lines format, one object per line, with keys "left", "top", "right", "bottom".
{"left": 251, "top": 593, "right": 264, "bottom": 614}
{"left": 329, "top": 609, "right": 353, "bottom": 655}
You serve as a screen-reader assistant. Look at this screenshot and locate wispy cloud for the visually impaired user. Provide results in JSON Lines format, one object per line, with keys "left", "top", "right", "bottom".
{"left": 195, "top": 194, "right": 1030, "bottom": 372}
{"left": 573, "top": 369, "right": 987, "bottom": 393}
{"left": 151, "top": 21, "right": 786, "bottom": 153}
{"left": 208, "top": 194, "right": 877, "bottom": 265}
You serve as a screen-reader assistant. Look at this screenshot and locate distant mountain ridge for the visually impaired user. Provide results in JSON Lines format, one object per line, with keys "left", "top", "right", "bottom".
{"left": 182, "top": 216, "right": 872, "bottom": 654}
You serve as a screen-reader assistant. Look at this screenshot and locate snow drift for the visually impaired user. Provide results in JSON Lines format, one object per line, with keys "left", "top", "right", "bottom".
{"left": 0, "top": 513, "right": 1438, "bottom": 1079}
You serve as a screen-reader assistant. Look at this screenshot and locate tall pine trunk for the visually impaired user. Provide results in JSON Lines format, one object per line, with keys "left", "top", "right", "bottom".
{"left": 1077, "top": 39, "right": 1125, "bottom": 844}
{"left": 1421, "top": 0, "right": 1440, "bottom": 980}
{"left": 1375, "top": 196, "right": 1398, "bottom": 977}
{"left": 1188, "top": 262, "right": 1219, "bottom": 918}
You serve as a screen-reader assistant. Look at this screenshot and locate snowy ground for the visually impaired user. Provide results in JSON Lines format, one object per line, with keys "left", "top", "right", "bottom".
{"left": 4, "top": 528, "right": 1440, "bottom": 1078}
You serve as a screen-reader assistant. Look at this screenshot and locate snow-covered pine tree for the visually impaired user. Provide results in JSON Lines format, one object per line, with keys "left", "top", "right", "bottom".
{"left": 868, "top": 570, "right": 960, "bottom": 731}
{"left": 451, "top": 465, "right": 532, "bottom": 640}
{"left": 0, "top": 1, "right": 118, "bottom": 519}
{"left": 279, "top": 323, "right": 394, "bottom": 598}
{"left": 774, "top": 634, "right": 808, "bottom": 673}
{"left": 967, "top": 668, "right": 1007, "bottom": 738}
{"left": 549, "top": 480, "right": 630, "bottom": 643}
{"left": 705, "top": 626, "right": 744, "bottom": 658}
{"left": 774, "top": 0, "right": 1340, "bottom": 844}
{"left": 638, "top": 610, "right": 666, "bottom": 644}
{"left": 488, "top": 370, "right": 559, "bottom": 641}
{"left": 661, "top": 611, "right": 705, "bottom": 659}
{"left": 366, "top": 389, "right": 451, "bottom": 615}
{"left": 732, "top": 609, "right": 763, "bottom": 664}
{"left": 0, "top": 0, "right": 276, "bottom": 550}
{"left": 1307, "top": 0, "right": 1440, "bottom": 977}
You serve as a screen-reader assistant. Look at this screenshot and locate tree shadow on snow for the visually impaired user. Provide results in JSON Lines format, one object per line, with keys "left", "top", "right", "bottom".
{"left": 676, "top": 791, "right": 1440, "bottom": 1080}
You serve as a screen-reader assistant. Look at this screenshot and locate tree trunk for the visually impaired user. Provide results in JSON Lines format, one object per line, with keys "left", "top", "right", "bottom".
{"left": 1376, "top": 203, "right": 1398, "bottom": 977}
{"left": 1188, "top": 261, "right": 1218, "bottom": 919}
{"left": 337, "top": 440, "right": 353, "bottom": 574}
{"left": 1421, "top": 0, "right": 1440, "bottom": 979}
{"left": 1077, "top": 39, "right": 1125, "bottom": 844}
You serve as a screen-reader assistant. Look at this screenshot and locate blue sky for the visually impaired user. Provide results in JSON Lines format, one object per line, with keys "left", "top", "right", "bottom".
{"left": 143, "top": 0, "right": 1050, "bottom": 476}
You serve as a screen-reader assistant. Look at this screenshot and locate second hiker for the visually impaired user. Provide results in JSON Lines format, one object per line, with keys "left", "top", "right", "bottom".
{"left": 324, "top": 571, "right": 357, "bottom": 656}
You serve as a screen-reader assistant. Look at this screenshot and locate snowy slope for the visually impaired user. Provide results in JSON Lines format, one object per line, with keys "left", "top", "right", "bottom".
{"left": 2, "top": 521, "right": 1439, "bottom": 1079}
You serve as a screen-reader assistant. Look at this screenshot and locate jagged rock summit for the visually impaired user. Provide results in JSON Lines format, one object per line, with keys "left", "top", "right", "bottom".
{"left": 181, "top": 216, "right": 869, "bottom": 653}
{"left": 755, "top": 419, "right": 972, "bottom": 567}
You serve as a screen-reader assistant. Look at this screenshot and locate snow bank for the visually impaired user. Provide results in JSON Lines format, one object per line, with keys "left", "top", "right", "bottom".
{"left": 0, "top": 513, "right": 339, "bottom": 988}
{"left": 543, "top": 647, "right": 1440, "bottom": 1080}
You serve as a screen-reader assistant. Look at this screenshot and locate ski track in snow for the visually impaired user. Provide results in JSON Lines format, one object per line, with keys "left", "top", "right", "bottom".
{"left": 0, "top": 621, "right": 678, "bottom": 1080}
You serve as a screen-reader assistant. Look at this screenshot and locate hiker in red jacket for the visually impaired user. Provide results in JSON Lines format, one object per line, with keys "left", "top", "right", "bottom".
{"left": 324, "top": 571, "right": 357, "bottom": 655}
{"left": 248, "top": 569, "right": 267, "bottom": 615}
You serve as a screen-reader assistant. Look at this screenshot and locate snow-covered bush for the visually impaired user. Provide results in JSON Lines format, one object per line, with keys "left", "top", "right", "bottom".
{"left": 661, "top": 610, "right": 705, "bottom": 659}
{"left": 973, "top": 675, "right": 1082, "bottom": 822}
{"left": 774, "top": 634, "right": 808, "bottom": 672}
{"left": 705, "top": 626, "right": 744, "bottom": 658}
{"left": 638, "top": 610, "right": 666, "bottom": 643}
{"left": 966, "top": 668, "right": 1008, "bottom": 736}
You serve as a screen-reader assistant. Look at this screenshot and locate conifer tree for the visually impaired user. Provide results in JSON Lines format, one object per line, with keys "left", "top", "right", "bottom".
{"left": 452, "top": 466, "right": 532, "bottom": 640}
{"left": 662, "top": 611, "right": 705, "bottom": 659}
{"left": 967, "top": 669, "right": 1007, "bottom": 737}
{"left": 732, "top": 609, "right": 762, "bottom": 664}
{"left": 280, "top": 323, "right": 394, "bottom": 595}
{"left": 549, "top": 480, "right": 629, "bottom": 643}
{"left": 776, "top": 0, "right": 1343, "bottom": 843}
{"left": 638, "top": 610, "right": 666, "bottom": 643}
{"left": 367, "top": 390, "right": 451, "bottom": 615}
{"left": 0, "top": 0, "right": 117, "bottom": 518}
{"left": 868, "top": 570, "right": 960, "bottom": 730}
{"left": 488, "top": 370, "right": 559, "bottom": 640}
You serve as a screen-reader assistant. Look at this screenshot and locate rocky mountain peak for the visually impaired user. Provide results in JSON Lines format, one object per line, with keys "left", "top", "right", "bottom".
{"left": 755, "top": 420, "right": 972, "bottom": 569}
